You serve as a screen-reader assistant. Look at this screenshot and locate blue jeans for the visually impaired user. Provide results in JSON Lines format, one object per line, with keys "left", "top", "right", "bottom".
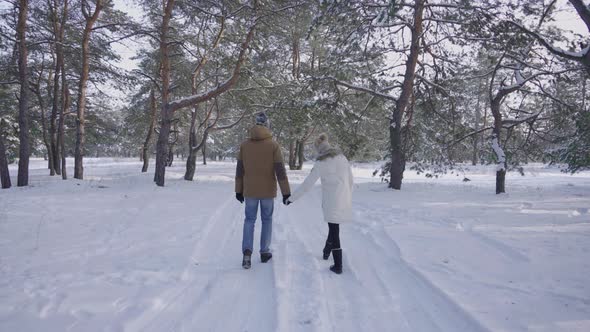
{"left": 242, "top": 198, "right": 274, "bottom": 254}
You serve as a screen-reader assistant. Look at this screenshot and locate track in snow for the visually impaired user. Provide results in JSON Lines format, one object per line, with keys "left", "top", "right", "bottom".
{"left": 280, "top": 189, "right": 489, "bottom": 332}
{"left": 10, "top": 160, "right": 584, "bottom": 331}
{"left": 126, "top": 195, "right": 278, "bottom": 332}
{"left": 125, "top": 186, "right": 490, "bottom": 332}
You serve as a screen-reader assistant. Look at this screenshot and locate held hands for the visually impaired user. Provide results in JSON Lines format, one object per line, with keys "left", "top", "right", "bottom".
{"left": 283, "top": 194, "right": 291, "bottom": 206}
{"left": 236, "top": 192, "right": 244, "bottom": 204}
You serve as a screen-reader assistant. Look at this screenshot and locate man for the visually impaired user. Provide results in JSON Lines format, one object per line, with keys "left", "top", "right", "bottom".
{"left": 235, "top": 112, "right": 291, "bottom": 269}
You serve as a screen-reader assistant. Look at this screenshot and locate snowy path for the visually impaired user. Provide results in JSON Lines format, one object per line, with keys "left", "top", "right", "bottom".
{"left": 127, "top": 194, "right": 277, "bottom": 332}
{"left": 280, "top": 189, "right": 488, "bottom": 332}
{"left": 1, "top": 159, "right": 590, "bottom": 331}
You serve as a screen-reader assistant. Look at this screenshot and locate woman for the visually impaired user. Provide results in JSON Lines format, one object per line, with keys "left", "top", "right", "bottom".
{"left": 287, "top": 133, "right": 354, "bottom": 274}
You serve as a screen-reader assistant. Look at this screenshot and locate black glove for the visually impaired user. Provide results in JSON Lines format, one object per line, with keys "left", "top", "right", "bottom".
{"left": 236, "top": 192, "right": 244, "bottom": 203}
{"left": 282, "top": 194, "right": 291, "bottom": 205}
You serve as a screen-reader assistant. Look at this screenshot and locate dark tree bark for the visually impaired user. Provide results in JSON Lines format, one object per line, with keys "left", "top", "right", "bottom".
{"left": 288, "top": 138, "right": 296, "bottom": 170}
{"left": 184, "top": 109, "right": 199, "bottom": 180}
{"left": 32, "top": 74, "right": 54, "bottom": 175}
{"left": 49, "top": 0, "right": 67, "bottom": 175}
{"left": 495, "top": 166, "right": 506, "bottom": 194}
{"left": 17, "top": 0, "right": 30, "bottom": 187}
{"left": 472, "top": 80, "right": 483, "bottom": 165}
{"left": 49, "top": 40, "right": 60, "bottom": 174}
{"left": 74, "top": 0, "right": 103, "bottom": 180}
{"left": 0, "top": 120, "right": 11, "bottom": 189}
{"left": 166, "top": 120, "right": 179, "bottom": 167}
{"left": 59, "top": 81, "right": 70, "bottom": 180}
{"left": 202, "top": 139, "right": 207, "bottom": 165}
{"left": 489, "top": 83, "right": 513, "bottom": 194}
{"left": 154, "top": 0, "right": 176, "bottom": 186}
{"left": 155, "top": 0, "right": 256, "bottom": 186}
{"left": 295, "top": 140, "right": 304, "bottom": 170}
{"left": 388, "top": 0, "right": 424, "bottom": 190}
{"left": 142, "top": 89, "right": 157, "bottom": 172}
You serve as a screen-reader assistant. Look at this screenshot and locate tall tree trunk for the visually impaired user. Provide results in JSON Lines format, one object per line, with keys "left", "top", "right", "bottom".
{"left": 49, "top": 69, "right": 60, "bottom": 174}
{"left": 154, "top": 0, "right": 175, "bottom": 186}
{"left": 34, "top": 79, "right": 54, "bottom": 175}
{"left": 49, "top": 0, "right": 67, "bottom": 175}
{"left": 59, "top": 81, "right": 69, "bottom": 180}
{"left": 184, "top": 109, "right": 198, "bottom": 180}
{"left": 472, "top": 80, "right": 482, "bottom": 165}
{"left": 288, "top": 138, "right": 296, "bottom": 170}
{"left": 74, "top": 0, "right": 103, "bottom": 180}
{"left": 0, "top": 120, "right": 11, "bottom": 189}
{"left": 202, "top": 139, "right": 207, "bottom": 165}
{"left": 185, "top": 145, "right": 197, "bottom": 174}
{"left": 142, "top": 89, "right": 157, "bottom": 172}
{"left": 50, "top": 89, "right": 60, "bottom": 175}
{"left": 389, "top": 0, "right": 424, "bottom": 190}
{"left": 17, "top": 0, "right": 30, "bottom": 187}
{"left": 491, "top": 126, "right": 506, "bottom": 194}
{"left": 296, "top": 139, "right": 304, "bottom": 170}
{"left": 495, "top": 161, "right": 506, "bottom": 193}
{"left": 490, "top": 96, "right": 506, "bottom": 194}
{"left": 154, "top": 113, "right": 171, "bottom": 185}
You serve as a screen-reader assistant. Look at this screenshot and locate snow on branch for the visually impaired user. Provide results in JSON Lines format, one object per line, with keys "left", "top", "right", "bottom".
{"left": 502, "top": 112, "right": 541, "bottom": 128}
{"left": 445, "top": 112, "right": 541, "bottom": 149}
{"left": 313, "top": 76, "right": 398, "bottom": 101}
{"left": 508, "top": 21, "right": 589, "bottom": 61}
{"left": 498, "top": 67, "right": 581, "bottom": 97}
{"left": 569, "top": 0, "right": 590, "bottom": 33}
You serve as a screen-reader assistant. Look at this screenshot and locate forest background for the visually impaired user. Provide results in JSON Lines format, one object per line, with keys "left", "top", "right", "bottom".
{"left": 0, "top": 0, "right": 589, "bottom": 194}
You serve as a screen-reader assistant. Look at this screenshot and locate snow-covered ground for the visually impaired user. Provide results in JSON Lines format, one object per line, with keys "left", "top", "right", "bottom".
{"left": 1, "top": 158, "right": 589, "bottom": 332}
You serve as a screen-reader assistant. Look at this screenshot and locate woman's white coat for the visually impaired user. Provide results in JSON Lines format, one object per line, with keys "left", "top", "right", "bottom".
{"left": 289, "top": 154, "right": 354, "bottom": 224}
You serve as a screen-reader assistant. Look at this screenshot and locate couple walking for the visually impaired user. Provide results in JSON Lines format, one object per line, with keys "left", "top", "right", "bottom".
{"left": 235, "top": 113, "right": 354, "bottom": 274}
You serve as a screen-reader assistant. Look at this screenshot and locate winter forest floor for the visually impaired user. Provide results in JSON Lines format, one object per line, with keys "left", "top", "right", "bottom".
{"left": 1, "top": 158, "right": 589, "bottom": 332}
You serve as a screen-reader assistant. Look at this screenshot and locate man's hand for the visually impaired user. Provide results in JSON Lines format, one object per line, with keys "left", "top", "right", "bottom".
{"left": 282, "top": 194, "right": 291, "bottom": 205}
{"left": 236, "top": 192, "right": 244, "bottom": 203}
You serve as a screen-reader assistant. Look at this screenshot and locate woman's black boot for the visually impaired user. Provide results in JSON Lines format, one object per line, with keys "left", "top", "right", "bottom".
{"left": 330, "top": 248, "right": 342, "bottom": 274}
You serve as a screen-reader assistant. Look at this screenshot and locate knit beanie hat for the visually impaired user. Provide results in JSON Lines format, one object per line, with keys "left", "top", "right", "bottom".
{"left": 255, "top": 112, "right": 268, "bottom": 126}
{"left": 313, "top": 133, "right": 331, "bottom": 154}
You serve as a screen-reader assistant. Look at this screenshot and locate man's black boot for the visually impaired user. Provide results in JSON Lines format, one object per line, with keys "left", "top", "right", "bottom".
{"left": 242, "top": 250, "right": 252, "bottom": 269}
{"left": 261, "top": 252, "right": 272, "bottom": 263}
